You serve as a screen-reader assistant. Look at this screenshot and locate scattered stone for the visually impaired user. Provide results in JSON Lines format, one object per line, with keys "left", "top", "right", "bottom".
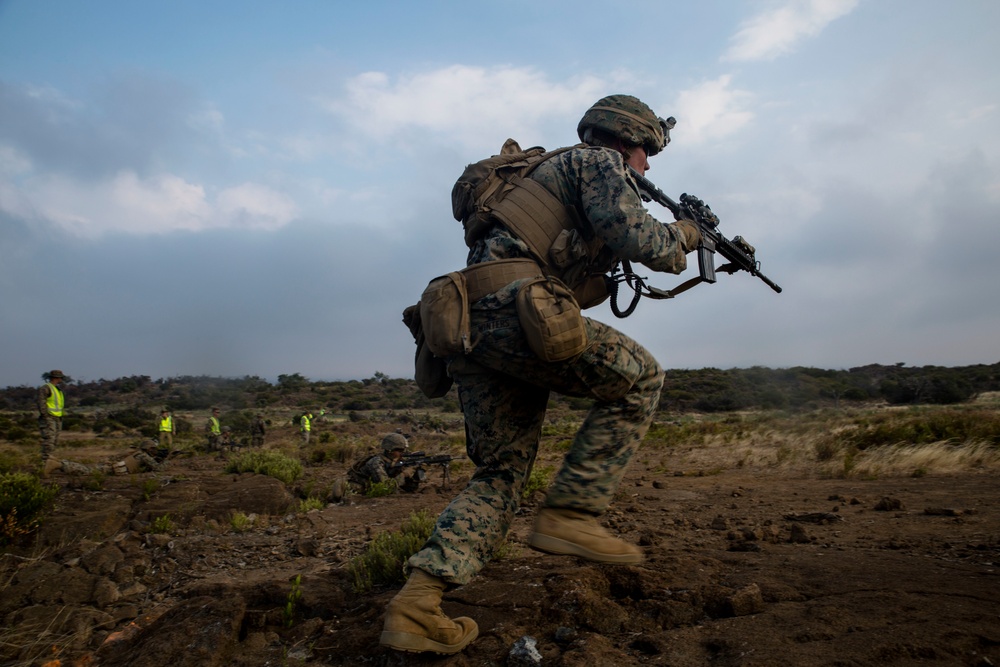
{"left": 710, "top": 515, "right": 731, "bottom": 530}
{"left": 784, "top": 512, "right": 842, "bottom": 524}
{"left": 508, "top": 635, "right": 543, "bottom": 666}
{"left": 727, "top": 583, "right": 765, "bottom": 616}
{"left": 924, "top": 507, "right": 961, "bottom": 516}
{"left": 789, "top": 524, "right": 812, "bottom": 543}
{"left": 874, "top": 497, "right": 903, "bottom": 511}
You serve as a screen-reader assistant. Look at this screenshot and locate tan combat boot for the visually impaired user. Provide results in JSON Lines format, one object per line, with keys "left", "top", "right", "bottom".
{"left": 528, "top": 507, "right": 643, "bottom": 563}
{"left": 380, "top": 569, "right": 478, "bottom": 654}
{"left": 41, "top": 458, "right": 61, "bottom": 478}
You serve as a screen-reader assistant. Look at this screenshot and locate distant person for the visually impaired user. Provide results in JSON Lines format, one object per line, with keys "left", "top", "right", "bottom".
{"left": 47, "top": 440, "right": 168, "bottom": 477}
{"left": 348, "top": 433, "right": 421, "bottom": 493}
{"left": 300, "top": 412, "right": 313, "bottom": 445}
{"left": 206, "top": 407, "right": 222, "bottom": 451}
{"left": 251, "top": 413, "right": 266, "bottom": 447}
{"left": 158, "top": 409, "right": 175, "bottom": 448}
{"left": 219, "top": 425, "right": 235, "bottom": 451}
{"left": 37, "top": 370, "right": 66, "bottom": 476}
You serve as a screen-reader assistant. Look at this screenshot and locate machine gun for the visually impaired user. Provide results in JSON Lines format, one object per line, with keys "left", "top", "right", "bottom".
{"left": 391, "top": 453, "right": 456, "bottom": 485}
{"left": 609, "top": 167, "right": 782, "bottom": 317}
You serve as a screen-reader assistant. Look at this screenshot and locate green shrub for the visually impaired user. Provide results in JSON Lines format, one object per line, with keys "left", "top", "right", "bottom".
{"left": 522, "top": 465, "right": 554, "bottom": 499}
{"left": 365, "top": 480, "right": 396, "bottom": 498}
{"left": 0, "top": 472, "right": 58, "bottom": 546}
{"left": 150, "top": 514, "right": 174, "bottom": 534}
{"left": 348, "top": 511, "right": 435, "bottom": 592}
{"left": 298, "top": 497, "right": 325, "bottom": 512}
{"left": 225, "top": 449, "right": 303, "bottom": 485}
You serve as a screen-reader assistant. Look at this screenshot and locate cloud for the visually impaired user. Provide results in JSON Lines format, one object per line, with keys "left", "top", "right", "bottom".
{"left": 324, "top": 65, "right": 611, "bottom": 150}
{"left": 0, "top": 166, "right": 298, "bottom": 236}
{"left": 723, "top": 0, "right": 860, "bottom": 62}
{"left": 673, "top": 76, "right": 755, "bottom": 144}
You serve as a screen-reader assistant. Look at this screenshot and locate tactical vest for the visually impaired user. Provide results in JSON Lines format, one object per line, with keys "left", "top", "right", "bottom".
{"left": 451, "top": 139, "right": 610, "bottom": 308}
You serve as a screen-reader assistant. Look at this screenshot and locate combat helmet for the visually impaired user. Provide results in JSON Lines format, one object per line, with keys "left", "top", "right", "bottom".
{"left": 381, "top": 432, "right": 408, "bottom": 453}
{"left": 577, "top": 94, "right": 674, "bottom": 156}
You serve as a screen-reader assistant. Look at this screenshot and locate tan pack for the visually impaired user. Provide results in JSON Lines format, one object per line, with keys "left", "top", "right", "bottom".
{"left": 402, "top": 304, "right": 453, "bottom": 399}
{"left": 418, "top": 272, "right": 472, "bottom": 357}
{"left": 516, "top": 276, "right": 588, "bottom": 362}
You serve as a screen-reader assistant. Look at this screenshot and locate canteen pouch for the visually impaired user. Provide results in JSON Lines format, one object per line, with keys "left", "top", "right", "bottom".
{"left": 419, "top": 272, "right": 473, "bottom": 357}
{"left": 515, "top": 276, "right": 588, "bottom": 362}
{"left": 403, "top": 304, "right": 453, "bottom": 399}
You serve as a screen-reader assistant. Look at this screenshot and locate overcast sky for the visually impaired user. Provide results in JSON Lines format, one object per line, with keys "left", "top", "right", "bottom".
{"left": 1, "top": 0, "right": 998, "bottom": 388}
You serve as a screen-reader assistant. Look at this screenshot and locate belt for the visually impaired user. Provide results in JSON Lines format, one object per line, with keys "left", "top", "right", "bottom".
{"left": 462, "top": 258, "right": 543, "bottom": 302}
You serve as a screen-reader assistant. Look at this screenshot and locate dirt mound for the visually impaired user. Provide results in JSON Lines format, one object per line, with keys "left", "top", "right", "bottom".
{"left": 3, "top": 450, "right": 999, "bottom": 666}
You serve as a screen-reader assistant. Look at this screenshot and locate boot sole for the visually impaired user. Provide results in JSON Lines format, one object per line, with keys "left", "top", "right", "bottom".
{"left": 528, "top": 532, "right": 643, "bottom": 564}
{"left": 380, "top": 626, "right": 478, "bottom": 654}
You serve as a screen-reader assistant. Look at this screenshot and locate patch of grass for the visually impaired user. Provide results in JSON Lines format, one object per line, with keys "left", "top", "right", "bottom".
{"left": 0, "top": 472, "right": 58, "bottom": 546}
{"left": 348, "top": 510, "right": 435, "bottom": 593}
{"left": 365, "top": 480, "right": 396, "bottom": 498}
{"left": 229, "top": 511, "right": 254, "bottom": 532}
{"left": 522, "top": 465, "right": 554, "bottom": 499}
{"left": 284, "top": 574, "right": 303, "bottom": 628}
{"left": 224, "top": 448, "right": 303, "bottom": 485}
{"left": 298, "top": 497, "right": 325, "bottom": 512}
{"left": 150, "top": 514, "right": 173, "bottom": 534}
{"left": 139, "top": 478, "right": 160, "bottom": 501}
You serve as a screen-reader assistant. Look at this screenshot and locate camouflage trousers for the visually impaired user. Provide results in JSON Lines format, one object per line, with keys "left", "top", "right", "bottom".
{"left": 251, "top": 434, "right": 265, "bottom": 448}
{"left": 407, "top": 303, "right": 664, "bottom": 585}
{"left": 39, "top": 415, "right": 61, "bottom": 462}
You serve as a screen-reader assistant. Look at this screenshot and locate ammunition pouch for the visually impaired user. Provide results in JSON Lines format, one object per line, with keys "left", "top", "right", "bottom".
{"left": 403, "top": 304, "right": 453, "bottom": 399}
{"left": 515, "top": 276, "right": 588, "bottom": 362}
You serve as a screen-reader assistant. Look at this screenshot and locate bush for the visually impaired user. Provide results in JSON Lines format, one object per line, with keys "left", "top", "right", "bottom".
{"left": 348, "top": 511, "right": 435, "bottom": 592}
{"left": 224, "top": 449, "right": 303, "bottom": 485}
{"left": 0, "top": 472, "right": 58, "bottom": 546}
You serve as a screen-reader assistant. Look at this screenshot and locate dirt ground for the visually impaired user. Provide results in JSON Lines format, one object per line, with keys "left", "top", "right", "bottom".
{"left": 2, "top": 426, "right": 999, "bottom": 667}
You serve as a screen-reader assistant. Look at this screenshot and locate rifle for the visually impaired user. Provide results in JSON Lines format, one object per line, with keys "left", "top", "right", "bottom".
{"left": 391, "top": 454, "right": 455, "bottom": 485}
{"left": 609, "top": 167, "right": 782, "bottom": 317}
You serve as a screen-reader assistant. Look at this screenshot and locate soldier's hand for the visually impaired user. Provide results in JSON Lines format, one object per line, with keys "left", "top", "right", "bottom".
{"left": 673, "top": 218, "right": 702, "bottom": 252}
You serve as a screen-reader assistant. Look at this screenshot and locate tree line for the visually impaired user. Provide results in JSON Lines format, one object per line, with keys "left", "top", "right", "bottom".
{"left": 2, "top": 363, "right": 998, "bottom": 416}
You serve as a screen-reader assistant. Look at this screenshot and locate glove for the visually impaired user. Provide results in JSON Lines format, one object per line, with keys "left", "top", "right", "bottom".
{"left": 673, "top": 218, "right": 702, "bottom": 252}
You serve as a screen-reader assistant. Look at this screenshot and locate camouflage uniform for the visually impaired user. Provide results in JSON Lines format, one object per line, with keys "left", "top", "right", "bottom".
{"left": 250, "top": 415, "right": 266, "bottom": 447}
{"left": 408, "top": 144, "right": 693, "bottom": 585}
{"left": 352, "top": 453, "right": 420, "bottom": 492}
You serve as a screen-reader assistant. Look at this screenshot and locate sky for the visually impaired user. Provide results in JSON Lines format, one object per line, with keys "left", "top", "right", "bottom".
{"left": 1, "top": 0, "right": 998, "bottom": 388}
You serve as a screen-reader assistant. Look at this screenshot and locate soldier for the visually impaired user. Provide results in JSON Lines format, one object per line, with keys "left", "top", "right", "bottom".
{"left": 381, "top": 95, "right": 702, "bottom": 654}
{"left": 206, "top": 407, "right": 221, "bottom": 451}
{"left": 348, "top": 433, "right": 421, "bottom": 493}
{"left": 250, "top": 413, "right": 266, "bottom": 447}
{"left": 300, "top": 412, "right": 313, "bottom": 445}
{"left": 158, "top": 409, "right": 175, "bottom": 449}
{"left": 37, "top": 370, "right": 66, "bottom": 477}
{"left": 48, "top": 440, "right": 168, "bottom": 476}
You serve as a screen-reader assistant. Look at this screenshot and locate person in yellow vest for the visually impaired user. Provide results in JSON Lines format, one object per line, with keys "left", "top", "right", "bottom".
{"left": 158, "top": 409, "right": 175, "bottom": 449}
{"left": 300, "top": 412, "right": 313, "bottom": 445}
{"left": 206, "top": 407, "right": 222, "bottom": 451}
{"left": 37, "top": 369, "right": 66, "bottom": 476}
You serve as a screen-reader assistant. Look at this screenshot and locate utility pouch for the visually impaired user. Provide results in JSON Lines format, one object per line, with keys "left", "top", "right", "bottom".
{"left": 403, "top": 303, "right": 453, "bottom": 399}
{"left": 419, "top": 272, "right": 473, "bottom": 357}
{"left": 515, "top": 276, "right": 588, "bottom": 362}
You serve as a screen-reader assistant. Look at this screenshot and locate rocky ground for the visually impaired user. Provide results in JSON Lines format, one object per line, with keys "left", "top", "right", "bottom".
{"left": 2, "top": 424, "right": 999, "bottom": 667}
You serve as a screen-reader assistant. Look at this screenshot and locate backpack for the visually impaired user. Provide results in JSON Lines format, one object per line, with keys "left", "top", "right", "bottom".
{"left": 450, "top": 139, "right": 611, "bottom": 308}
{"left": 451, "top": 139, "right": 579, "bottom": 252}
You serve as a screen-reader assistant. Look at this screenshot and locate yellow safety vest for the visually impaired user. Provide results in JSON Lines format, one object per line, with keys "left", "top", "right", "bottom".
{"left": 209, "top": 416, "right": 221, "bottom": 435}
{"left": 45, "top": 383, "right": 64, "bottom": 417}
{"left": 301, "top": 415, "right": 311, "bottom": 432}
{"left": 159, "top": 416, "right": 173, "bottom": 432}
